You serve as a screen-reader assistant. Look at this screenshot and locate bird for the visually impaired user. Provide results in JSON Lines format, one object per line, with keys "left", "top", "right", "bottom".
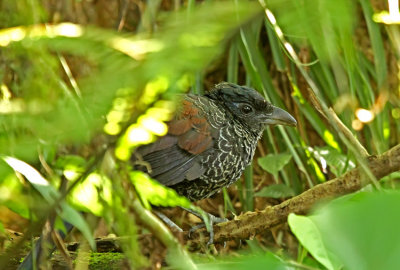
{"left": 133, "top": 82, "right": 297, "bottom": 243}
{"left": 134, "top": 82, "right": 297, "bottom": 201}
{"left": 18, "top": 82, "right": 297, "bottom": 269}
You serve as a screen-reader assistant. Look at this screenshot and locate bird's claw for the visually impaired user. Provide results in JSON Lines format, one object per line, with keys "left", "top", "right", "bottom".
{"left": 188, "top": 223, "right": 215, "bottom": 247}
{"left": 186, "top": 210, "right": 228, "bottom": 247}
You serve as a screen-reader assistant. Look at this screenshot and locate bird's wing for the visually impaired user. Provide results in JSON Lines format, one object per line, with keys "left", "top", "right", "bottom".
{"left": 134, "top": 96, "right": 217, "bottom": 186}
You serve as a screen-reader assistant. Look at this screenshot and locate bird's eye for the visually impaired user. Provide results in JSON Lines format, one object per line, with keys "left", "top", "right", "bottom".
{"left": 240, "top": 104, "right": 253, "bottom": 114}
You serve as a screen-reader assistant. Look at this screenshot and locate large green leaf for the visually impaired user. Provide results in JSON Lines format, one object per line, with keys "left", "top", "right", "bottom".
{"left": 290, "top": 191, "right": 400, "bottom": 270}
{"left": 288, "top": 214, "right": 343, "bottom": 270}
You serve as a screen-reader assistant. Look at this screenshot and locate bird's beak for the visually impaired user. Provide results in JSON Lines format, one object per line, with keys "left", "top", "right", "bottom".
{"left": 260, "top": 106, "right": 297, "bottom": 126}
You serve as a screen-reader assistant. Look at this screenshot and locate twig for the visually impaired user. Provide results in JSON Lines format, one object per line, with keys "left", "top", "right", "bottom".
{"left": 51, "top": 230, "right": 73, "bottom": 269}
{"left": 327, "top": 108, "right": 369, "bottom": 157}
{"left": 117, "top": 0, "right": 130, "bottom": 31}
{"left": 186, "top": 144, "right": 400, "bottom": 246}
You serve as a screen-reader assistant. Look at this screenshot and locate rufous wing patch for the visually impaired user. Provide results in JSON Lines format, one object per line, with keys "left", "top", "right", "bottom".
{"left": 167, "top": 99, "right": 214, "bottom": 155}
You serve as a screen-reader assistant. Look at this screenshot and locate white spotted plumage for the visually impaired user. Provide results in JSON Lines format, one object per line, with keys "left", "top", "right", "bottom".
{"left": 171, "top": 95, "right": 262, "bottom": 201}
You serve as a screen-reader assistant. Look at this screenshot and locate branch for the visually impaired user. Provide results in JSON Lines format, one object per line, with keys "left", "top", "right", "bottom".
{"left": 12, "top": 145, "right": 400, "bottom": 257}
{"left": 186, "top": 144, "right": 400, "bottom": 246}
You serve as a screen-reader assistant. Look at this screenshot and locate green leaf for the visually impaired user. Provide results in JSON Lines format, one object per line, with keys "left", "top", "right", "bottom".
{"left": 68, "top": 173, "right": 113, "bottom": 216}
{"left": 254, "top": 184, "right": 295, "bottom": 198}
{"left": 2, "top": 156, "right": 95, "bottom": 249}
{"left": 257, "top": 153, "right": 292, "bottom": 176}
{"left": 3, "top": 156, "right": 60, "bottom": 201}
{"left": 288, "top": 213, "right": 343, "bottom": 270}
{"left": 291, "top": 191, "right": 400, "bottom": 270}
{"left": 265, "top": 20, "right": 286, "bottom": 71}
{"left": 197, "top": 252, "right": 288, "bottom": 270}
{"left": 0, "top": 221, "right": 4, "bottom": 233}
{"left": 130, "top": 171, "right": 191, "bottom": 209}
{"left": 380, "top": 171, "right": 400, "bottom": 183}
{"left": 58, "top": 202, "right": 95, "bottom": 249}
{"left": 3, "top": 199, "right": 30, "bottom": 220}
{"left": 311, "top": 191, "right": 400, "bottom": 270}
{"left": 359, "top": 0, "right": 387, "bottom": 88}
{"left": 55, "top": 155, "right": 88, "bottom": 180}
{"left": 0, "top": 170, "right": 30, "bottom": 219}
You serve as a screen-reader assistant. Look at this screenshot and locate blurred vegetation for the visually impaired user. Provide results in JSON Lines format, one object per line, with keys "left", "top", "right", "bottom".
{"left": 0, "top": 0, "right": 400, "bottom": 269}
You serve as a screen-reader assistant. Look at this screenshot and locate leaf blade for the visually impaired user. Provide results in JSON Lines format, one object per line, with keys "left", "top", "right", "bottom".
{"left": 257, "top": 153, "right": 292, "bottom": 176}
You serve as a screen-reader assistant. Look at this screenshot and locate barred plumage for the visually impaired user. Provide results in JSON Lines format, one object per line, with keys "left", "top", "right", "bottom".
{"left": 134, "top": 82, "right": 296, "bottom": 201}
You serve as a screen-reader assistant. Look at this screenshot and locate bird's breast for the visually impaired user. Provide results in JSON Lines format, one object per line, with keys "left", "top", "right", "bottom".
{"left": 169, "top": 95, "right": 260, "bottom": 201}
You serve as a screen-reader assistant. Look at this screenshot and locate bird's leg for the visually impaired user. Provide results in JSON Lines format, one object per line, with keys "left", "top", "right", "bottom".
{"left": 182, "top": 207, "right": 228, "bottom": 246}
{"left": 154, "top": 210, "right": 183, "bottom": 232}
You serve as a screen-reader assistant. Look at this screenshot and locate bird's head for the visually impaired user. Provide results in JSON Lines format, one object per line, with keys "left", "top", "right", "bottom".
{"left": 206, "top": 82, "right": 297, "bottom": 132}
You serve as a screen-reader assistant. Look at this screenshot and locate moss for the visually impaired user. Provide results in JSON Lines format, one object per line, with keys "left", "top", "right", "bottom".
{"left": 88, "top": 252, "right": 126, "bottom": 270}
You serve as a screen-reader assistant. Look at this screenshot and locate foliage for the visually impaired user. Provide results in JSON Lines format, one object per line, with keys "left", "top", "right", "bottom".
{"left": 257, "top": 153, "right": 292, "bottom": 178}
{"left": 130, "top": 171, "right": 191, "bottom": 209}
{"left": 0, "top": 0, "right": 400, "bottom": 269}
{"left": 2, "top": 156, "right": 95, "bottom": 249}
{"left": 255, "top": 183, "right": 295, "bottom": 198}
{"left": 196, "top": 252, "right": 289, "bottom": 270}
{"left": 289, "top": 191, "right": 400, "bottom": 270}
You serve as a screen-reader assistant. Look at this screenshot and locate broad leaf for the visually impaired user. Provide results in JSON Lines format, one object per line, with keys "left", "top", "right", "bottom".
{"left": 290, "top": 191, "right": 400, "bottom": 270}
{"left": 288, "top": 213, "right": 343, "bottom": 270}
{"left": 257, "top": 153, "right": 292, "bottom": 176}
{"left": 312, "top": 191, "right": 400, "bottom": 270}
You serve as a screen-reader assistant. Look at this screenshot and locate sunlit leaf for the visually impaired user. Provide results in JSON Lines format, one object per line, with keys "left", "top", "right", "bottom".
{"left": 69, "top": 173, "right": 113, "bottom": 216}
{"left": 55, "top": 155, "right": 87, "bottom": 181}
{"left": 0, "top": 169, "right": 28, "bottom": 210}
{"left": 2, "top": 156, "right": 95, "bottom": 249}
{"left": 130, "top": 171, "right": 191, "bottom": 209}
{"left": 3, "top": 156, "right": 59, "bottom": 202}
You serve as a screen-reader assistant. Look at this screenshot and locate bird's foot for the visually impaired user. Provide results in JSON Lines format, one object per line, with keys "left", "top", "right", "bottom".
{"left": 184, "top": 207, "right": 228, "bottom": 247}
{"left": 154, "top": 210, "right": 183, "bottom": 232}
